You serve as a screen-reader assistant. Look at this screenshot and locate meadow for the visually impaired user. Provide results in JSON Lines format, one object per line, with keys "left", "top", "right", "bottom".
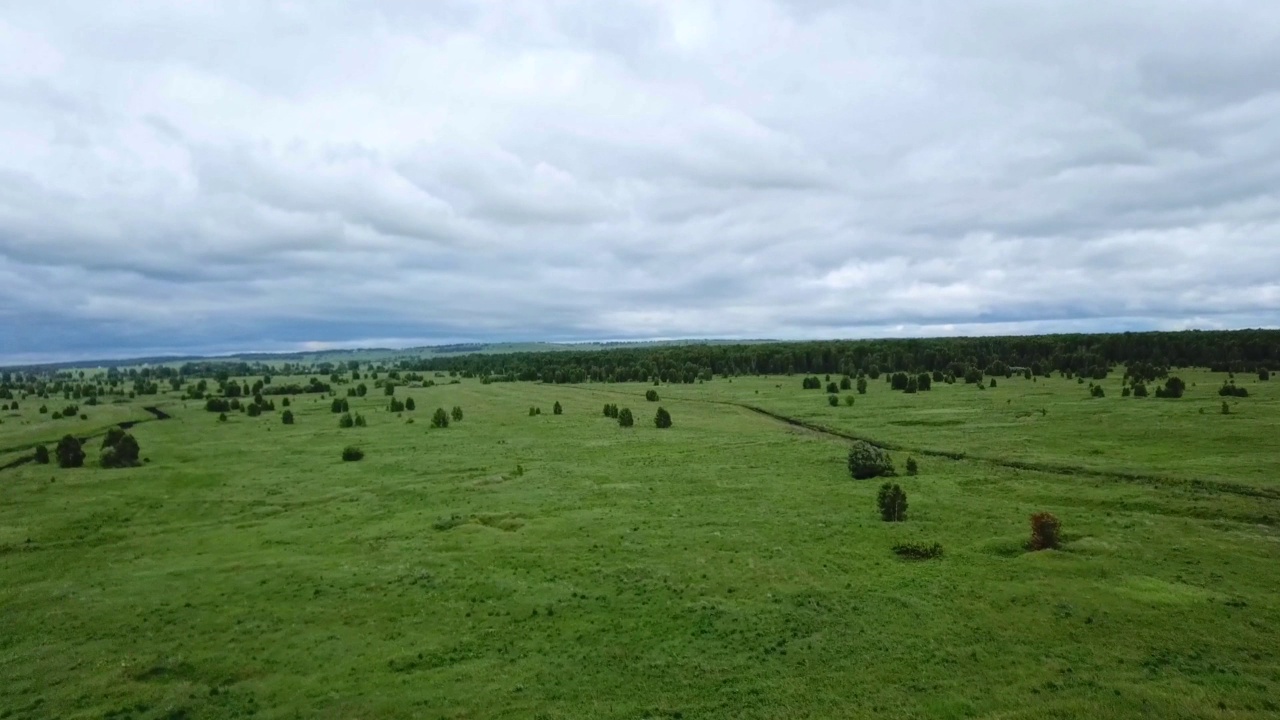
{"left": 2, "top": 368, "right": 1279, "bottom": 718}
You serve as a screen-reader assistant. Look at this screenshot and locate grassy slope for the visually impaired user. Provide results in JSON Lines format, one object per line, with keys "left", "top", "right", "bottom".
{"left": 1, "top": 373, "right": 1278, "bottom": 719}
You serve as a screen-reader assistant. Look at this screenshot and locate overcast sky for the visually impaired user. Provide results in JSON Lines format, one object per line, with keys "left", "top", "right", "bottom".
{"left": 2, "top": 1, "right": 1279, "bottom": 363}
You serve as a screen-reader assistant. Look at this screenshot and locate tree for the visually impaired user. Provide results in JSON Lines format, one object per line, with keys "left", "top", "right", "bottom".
{"left": 856, "top": 377, "right": 868, "bottom": 395}
{"left": 405, "top": 397, "right": 415, "bottom": 411}
{"left": 654, "top": 406, "right": 672, "bottom": 428}
{"left": 282, "top": 410, "right": 294, "bottom": 425}
{"left": 847, "top": 441, "right": 894, "bottom": 479}
{"left": 33, "top": 445, "right": 50, "bottom": 464}
{"left": 342, "top": 446, "right": 364, "bottom": 462}
{"left": 56, "top": 435, "right": 85, "bottom": 468}
{"left": 100, "top": 428, "right": 140, "bottom": 468}
{"left": 1261, "top": 368, "right": 1271, "bottom": 381}
{"left": 553, "top": 401, "right": 563, "bottom": 415}
{"left": 339, "top": 412, "right": 355, "bottom": 428}
{"left": 432, "top": 408, "right": 450, "bottom": 428}
{"left": 331, "top": 397, "right": 348, "bottom": 413}
{"left": 247, "top": 403, "right": 262, "bottom": 417}
{"left": 1090, "top": 385, "right": 1105, "bottom": 398}
{"left": 645, "top": 389, "right": 660, "bottom": 402}
{"left": 827, "top": 394, "right": 838, "bottom": 406}
{"left": 840, "top": 377, "right": 852, "bottom": 390}
{"left": 905, "top": 456, "right": 918, "bottom": 475}
{"left": 916, "top": 373, "right": 932, "bottom": 391}
{"left": 389, "top": 398, "right": 405, "bottom": 412}
{"left": 877, "top": 483, "right": 907, "bottom": 522}
{"left": 618, "top": 408, "right": 634, "bottom": 427}
{"left": 451, "top": 406, "right": 463, "bottom": 422}
{"left": 218, "top": 412, "right": 228, "bottom": 422}
{"left": 282, "top": 397, "right": 291, "bottom": 407}
{"left": 843, "top": 395, "right": 855, "bottom": 406}
{"left": 826, "top": 381, "right": 839, "bottom": 394}
{"left": 891, "top": 372, "right": 909, "bottom": 391}
{"left": 1029, "top": 512, "right": 1061, "bottom": 550}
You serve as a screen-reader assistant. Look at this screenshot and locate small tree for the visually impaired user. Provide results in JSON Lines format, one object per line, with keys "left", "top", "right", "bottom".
{"left": 389, "top": 398, "right": 405, "bottom": 412}
{"left": 342, "top": 446, "right": 364, "bottom": 462}
{"left": 1260, "top": 368, "right": 1271, "bottom": 381}
{"left": 339, "top": 412, "right": 355, "bottom": 428}
{"left": 1222, "top": 401, "right": 1231, "bottom": 415}
{"left": 905, "top": 456, "right": 918, "bottom": 475}
{"left": 618, "top": 408, "right": 634, "bottom": 427}
{"left": 529, "top": 406, "right": 537, "bottom": 417}
{"left": 856, "top": 377, "right": 868, "bottom": 395}
{"left": 843, "top": 395, "right": 855, "bottom": 406}
{"left": 55, "top": 435, "right": 85, "bottom": 468}
{"left": 826, "top": 381, "right": 839, "bottom": 394}
{"left": 645, "top": 389, "right": 659, "bottom": 402}
{"left": 282, "top": 410, "right": 294, "bottom": 425}
{"left": 876, "top": 483, "right": 907, "bottom": 522}
{"left": 603, "top": 403, "right": 613, "bottom": 417}
{"left": 432, "top": 408, "right": 450, "bottom": 428}
{"left": 282, "top": 397, "right": 291, "bottom": 407}
{"left": 1028, "top": 512, "right": 1061, "bottom": 550}
{"left": 553, "top": 401, "right": 563, "bottom": 415}
{"left": 827, "top": 394, "right": 839, "bottom": 406}
{"left": 405, "top": 397, "right": 415, "bottom": 411}
{"left": 1090, "top": 385, "right": 1105, "bottom": 398}
{"left": 847, "top": 441, "right": 894, "bottom": 479}
{"left": 100, "top": 429, "right": 140, "bottom": 468}
{"left": 840, "top": 377, "right": 852, "bottom": 390}
{"left": 33, "top": 445, "right": 50, "bottom": 464}
{"left": 218, "top": 412, "right": 228, "bottom": 422}
{"left": 451, "top": 406, "right": 463, "bottom": 422}
{"left": 654, "top": 407, "right": 672, "bottom": 428}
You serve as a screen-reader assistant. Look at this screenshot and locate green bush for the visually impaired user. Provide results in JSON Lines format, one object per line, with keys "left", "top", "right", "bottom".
{"left": 338, "top": 412, "right": 354, "bottom": 428}
{"left": 1028, "top": 512, "right": 1061, "bottom": 550}
{"left": 856, "top": 377, "right": 868, "bottom": 394}
{"left": 451, "top": 406, "right": 464, "bottom": 422}
{"left": 645, "top": 389, "right": 659, "bottom": 402}
{"left": 100, "top": 428, "right": 140, "bottom": 469}
{"left": 218, "top": 412, "right": 227, "bottom": 422}
{"left": 654, "top": 407, "right": 672, "bottom": 428}
{"left": 893, "top": 542, "right": 943, "bottom": 560}
{"left": 827, "top": 394, "right": 838, "bottom": 406}
{"left": 826, "top": 382, "right": 839, "bottom": 394}
{"left": 405, "top": 397, "right": 415, "bottom": 411}
{"left": 905, "top": 456, "right": 918, "bottom": 475}
{"left": 282, "top": 410, "right": 294, "bottom": 425}
{"left": 341, "top": 446, "right": 364, "bottom": 462}
{"left": 618, "top": 408, "right": 634, "bottom": 427}
{"left": 843, "top": 395, "right": 855, "bottom": 406}
{"left": 56, "top": 435, "right": 85, "bottom": 468}
{"left": 432, "top": 408, "right": 450, "bottom": 428}
{"left": 553, "top": 401, "right": 563, "bottom": 415}
{"left": 33, "top": 445, "right": 50, "bottom": 464}
{"left": 847, "top": 441, "right": 895, "bottom": 479}
{"left": 1090, "top": 385, "right": 1105, "bottom": 398}
{"left": 877, "top": 483, "right": 907, "bottom": 521}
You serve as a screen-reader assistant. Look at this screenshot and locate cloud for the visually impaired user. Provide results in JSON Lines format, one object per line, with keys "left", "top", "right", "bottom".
{"left": 2, "top": 0, "right": 1279, "bottom": 362}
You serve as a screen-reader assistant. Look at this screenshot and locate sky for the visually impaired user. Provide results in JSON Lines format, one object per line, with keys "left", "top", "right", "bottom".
{"left": 2, "top": 1, "right": 1279, "bottom": 363}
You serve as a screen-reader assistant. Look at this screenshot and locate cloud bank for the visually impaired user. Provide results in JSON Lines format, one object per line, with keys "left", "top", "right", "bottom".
{"left": 2, "top": 1, "right": 1279, "bottom": 362}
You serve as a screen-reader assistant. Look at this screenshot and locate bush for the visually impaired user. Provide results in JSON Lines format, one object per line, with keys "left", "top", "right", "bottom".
{"left": 282, "top": 410, "right": 294, "bottom": 425}
{"left": 891, "top": 372, "right": 909, "bottom": 391}
{"left": 989, "top": 378, "right": 997, "bottom": 388}
{"left": 1260, "top": 368, "right": 1271, "bottom": 381}
{"left": 339, "top": 412, "right": 355, "bottom": 428}
{"left": 645, "top": 389, "right": 659, "bottom": 402}
{"left": 856, "top": 377, "right": 868, "bottom": 394}
{"left": 893, "top": 542, "right": 943, "bottom": 560}
{"left": 246, "top": 403, "right": 262, "bottom": 417}
{"left": 218, "top": 412, "right": 228, "bottom": 422}
{"left": 432, "top": 408, "right": 450, "bottom": 428}
{"left": 282, "top": 397, "right": 290, "bottom": 407}
{"left": 1222, "top": 401, "right": 1231, "bottom": 415}
{"left": 827, "top": 394, "right": 838, "bottom": 406}
{"left": 1155, "top": 376, "right": 1185, "bottom": 398}
{"left": 388, "top": 398, "right": 405, "bottom": 412}
{"left": 553, "top": 401, "right": 563, "bottom": 415}
{"left": 1090, "top": 385, "right": 1105, "bottom": 398}
{"left": 341, "top": 446, "right": 364, "bottom": 462}
{"left": 1218, "top": 381, "right": 1249, "bottom": 398}
{"left": 56, "top": 435, "right": 85, "bottom": 468}
{"left": 205, "top": 398, "right": 230, "bottom": 413}
{"left": 100, "top": 428, "right": 140, "bottom": 468}
{"left": 877, "top": 483, "right": 907, "bottom": 521}
{"left": 905, "top": 456, "right": 918, "bottom": 475}
{"left": 1028, "top": 512, "right": 1061, "bottom": 550}
{"left": 843, "top": 395, "right": 855, "bottom": 406}
{"left": 618, "top": 408, "right": 634, "bottom": 427}
{"left": 1121, "top": 386, "right": 1131, "bottom": 397}
{"left": 802, "top": 376, "right": 821, "bottom": 390}
{"left": 405, "top": 397, "right": 415, "bottom": 411}
{"left": 826, "top": 382, "right": 839, "bottom": 394}
{"left": 331, "top": 398, "right": 349, "bottom": 413}
{"left": 1132, "top": 382, "right": 1148, "bottom": 397}
{"left": 840, "top": 377, "right": 852, "bottom": 390}
{"left": 33, "top": 445, "right": 50, "bottom": 464}
{"left": 654, "top": 406, "right": 672, "bottom": 428}
{"left": 847, "top": 441, "right": 895, "bottom": 479}
{"left": 451, "top": 406, "right": 463, "bottom": 422}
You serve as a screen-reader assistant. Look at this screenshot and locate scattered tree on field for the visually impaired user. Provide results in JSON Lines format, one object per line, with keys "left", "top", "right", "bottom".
{"left": 877, "top": 483, "right": 908, "bottom": 522}
{"left": 34, "top": 445, "right": 50, "bottom": 464}
{"left": 56, "top": 435, "right": 85, "bottom": 468}
{"left": 282, "top": 410, "right": 294, "bottom": 425}
{"left": 342, "top": 446, "right": 364, "bottom": 462}
{"left": 405, "top": 397, "right": 415, "bottom": 411}
{"left": 847, "top": 441, "right": 894, "bottom": 480}
{"left": 843, "top": 395, "right": 855, "bottom": 406}
{"left": 654, "top": 406, "right": 672, "bottom": 428}
{"left": 827, "top": 394, "right": 838, "bottom": 406}
{"left": 451, "top": 406, "right": 463, "bottom": 422}
{"left": 645, "top": 389, "right": 660, "bottom": 402}
{"left": 618, "top": 408, "right": 634, "bottom": 427}
{"left": 905, "top": 456, "right": 918, "bottom": 475}
{"left": 339, "top": 412, "right": 355, "bottom": 428}
{"left": 553, "top": 401, "right": 563, "bottom": 415}
{"left": 1028, "top": 512, "right": 1061, "bottom": 550}
{"left": 100, "top": 427, "right": 140, "bottom": 468}
{"left": 432, "top": 408, "right": 450, "bottom": 428}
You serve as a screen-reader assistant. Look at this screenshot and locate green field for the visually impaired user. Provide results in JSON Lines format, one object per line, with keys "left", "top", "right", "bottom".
{"left": 2, "top": 370, "right": 1279, "bottom": 718}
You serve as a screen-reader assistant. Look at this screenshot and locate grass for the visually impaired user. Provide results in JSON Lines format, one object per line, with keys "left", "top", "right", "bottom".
{"left": 1, "top": 371, "right": 1279, "bottom": 718}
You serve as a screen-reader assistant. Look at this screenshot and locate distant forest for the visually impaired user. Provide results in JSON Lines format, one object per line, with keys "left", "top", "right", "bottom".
{"left": 3, "top": 330, "right": 1276, "bottom": 389}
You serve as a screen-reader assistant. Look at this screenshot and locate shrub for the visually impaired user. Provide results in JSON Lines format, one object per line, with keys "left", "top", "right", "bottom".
{"left": 282, "top": 410, "right": 294, "bottom": 425}
{"left": 451, "top": 406, "right": 464, "bottom": 422}
{"left": 917, "top": 373, "right": 932, "bottom": 391}
{"left": 891, "top": 372, "right": 909, "bottom": 391}
{"left": 1218, "top": 381, "right": 1248, "bottom": 398}
{"left": 330, "top": 398, "right": 349, "bottom": 413}
{"left": 341, "top": 446, "right": 364, "bottom": 462}
{"left": 618, "top": 408, "right": 634, "bottom": 427}
{"left": 432, "top": 408, "right": 450, "bottom": 428}
{"left": 1155, "top": 376, "right": 1185, "bottom": 398}
{"left": 856, "top": 377, "right": 868, "bottom": 394}
{"left": 840, "top": 377, "right": 852, "bottom": 390}
{"left": 802, "top": 376, "right": 821, "bottom": 390}
{"left": 1261, "top": 368, "right": 1271, "bottom": 381}
{"left": 645, "top": 389, "right": 659, "bottom": 402}
{"left": 1028, "top": 512, "right": 1061, "bottom": 550}
{"left": 282, "top": 397, "right": 290, "bottom": 407}
{"left": 100, "top": 428, "right": 140, "bottom": 468}
{"left": 553, "top": 401, "right": 563, "bottom": 415}
{"left": 877, "top": 483, "right": 907, "bottom": 521}
{"left": 847, "top": 441, "right": 895, "bottom": 479}
{"left": 905, "top": 456, "right": 918, "bottom": 475}
{"left": 55, "top": 435, "right": 85, "bottom": 468}
{"left": 339, "top": 412, "right": 355, "bottom": 428}
{"left": 1090, "top": 385, "right": 1105, "bottom": 398}
{"left": 843, "top": 395, "right": 855, "bottom": 406}
{"left": 388, "top": 398, "right": 404, "bottom": 412}
{"left": 989, "top": 378, "right": 997, "bottom": 388}
{"left": 893, "top": 542, "right": 943, "bottom": 560}
{"left": 826, "top": 382, "right": 839, "bottom": 394}
{"left": 405, "top": 397, "right": 415, "bottom": 411}
{"left": 33, "top": 445, "right": 50, "bottom": 464}
{"left": 1222, "top": 401, "right": 1231, "bottom": 415}
{"left": 603, "top": 403, "right": 613, "bottom": 417}
{"left": 218, "top": 412, "right": 228, "bottom": 422}
{"left": 1132, "top": 382, "right": 1148, "bottom": 397}
{"left": 246, "top": 403, "right": 262, "bottom": 417}
{"left": 39, "top": 404, "right": 48, "bottom": 414}
{"left": 827, "top": 394, "right": 838, "bottom": 406}
{"left": 1121, "top": 386, "right": 1131, "bottom": 397}
{"left": 654, "top": 407, "right": 672, "bottom": 428}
